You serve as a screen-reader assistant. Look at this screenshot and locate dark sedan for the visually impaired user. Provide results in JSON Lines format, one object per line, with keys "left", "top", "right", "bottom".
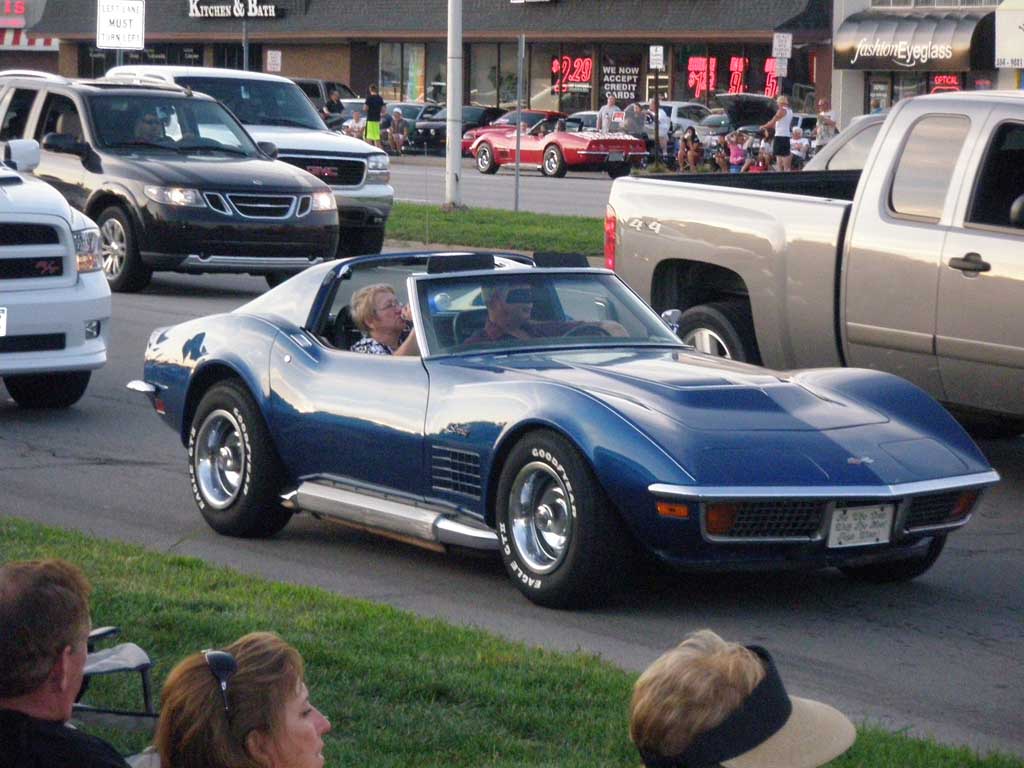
{"left": 408, "top": 106, "right": 504, "bottom": 152}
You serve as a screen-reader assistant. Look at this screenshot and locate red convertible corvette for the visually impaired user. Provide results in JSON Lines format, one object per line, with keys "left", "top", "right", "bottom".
{"left": 470, "top": 117, "right": 647, "bottom": 178}
{"left": 460, "top": 109, "right": 561, "bottom": 154}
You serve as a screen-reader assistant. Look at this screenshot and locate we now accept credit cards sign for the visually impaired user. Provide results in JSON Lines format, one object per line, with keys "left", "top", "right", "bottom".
{"left": 97, "top": 0, "right": 145, "bottom": 50}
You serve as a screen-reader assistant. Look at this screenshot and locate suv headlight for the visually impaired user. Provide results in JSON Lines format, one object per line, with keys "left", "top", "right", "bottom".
{"left": 143, "top": 185, "right": 206, "bottom": 207}
{"left": 311, "top": 191, "right": 336, "bottom": 211}
{"left": 366, "top": 153, "right": 390, "bottom": 183}
{"left": 74, "top": 227, "right": 102, "bottom": 273}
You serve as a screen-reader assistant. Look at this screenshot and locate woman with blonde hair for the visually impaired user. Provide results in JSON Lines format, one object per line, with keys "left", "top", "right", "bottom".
{"left": 155, "top": 632, "right": 331, "bottom": 768}
{"left": 349, "top": 283, "right": 418, "bottom": 356}
{"left": 630, "top": 630, "right": 854, "bottom": 768}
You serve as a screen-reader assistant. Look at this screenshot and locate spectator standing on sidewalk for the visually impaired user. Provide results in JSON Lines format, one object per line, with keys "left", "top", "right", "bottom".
{"left": 0, "top": 559, "right": 130, "bottom": 768}
{"left": 622, "top": 102, "right": 645, "bottom": 138}
{"left": 813, "top": 97, "right": 837, "bottom": 153}
{"left": 364, "top": 84, "right": 386, "bottom": 149}
{"left": 597, "top": 94, "right": 618, "bottom": 133}
{"left": 761, "top": 94, "right": 795, "bottom": 171}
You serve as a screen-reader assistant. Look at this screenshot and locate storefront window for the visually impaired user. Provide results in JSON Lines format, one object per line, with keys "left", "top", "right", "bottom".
{"left": 747, "top": 45, "right": 771, "bottom": 96}
{"left": 929, "top": 73, "right": 962, "bottom": 93}
{"left": 708, "top": 44, "right": 735, "bottom": 100}
{"left": 967, "top": 71, "right": 995, "bottom": 90}
{"left": 894, "top": 71, "right": 927, "bottom": 102}
{"left": 78, "top": 44, "right": 205, "bottom": 78}
{"left": 499, "top": 43, "right": 520, "bottom": 109}
{"left": 425, "top": 43, "right": 446, "bottom": 104}
{"left": 469, "top": 44, "right": 498, "bottom": 106}
{"left": 530, "top": 42, "right": 560, "bottom": 112}
{"left": 601, "top": 45, "right": 642, "bottom": 105}
{"left": 558, "top": 46, "right": 594, "bottom": 113}
{"left": 686, "top": 53, "right": 717, "bottom": 102}
{"left": 672, "top": 44, "right": 705, "bottom": 101}
{"left": 403, "top": 43, "right": 425, "bottom": 102}
{"left": 379, "top": 43, "right": 402, "bottom": 101}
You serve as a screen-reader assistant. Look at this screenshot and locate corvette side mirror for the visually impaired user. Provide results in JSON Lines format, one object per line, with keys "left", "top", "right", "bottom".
{"left": 257, "top": 141, "right": 278, "bottom": 158}
{"left": 661, "top": 308, "right": 682, "bottom": 333}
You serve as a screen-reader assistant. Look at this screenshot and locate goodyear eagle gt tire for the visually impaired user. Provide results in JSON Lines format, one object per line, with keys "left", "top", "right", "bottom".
{"left": 496, "top": 429, "right": 625, "bottom": 608}
{"left": 188, "top": 380, "right": 292, "bottom": 538}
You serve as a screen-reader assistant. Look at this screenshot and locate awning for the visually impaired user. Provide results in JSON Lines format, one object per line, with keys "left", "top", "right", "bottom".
{"left": 996, "top": 0, "right": 1024, "bottom": 68}
{"left": 834, "top": 11, "right": 995, "bottom": 71}
{"left": 0, "top": 30, "right": 58, "bottom": 51}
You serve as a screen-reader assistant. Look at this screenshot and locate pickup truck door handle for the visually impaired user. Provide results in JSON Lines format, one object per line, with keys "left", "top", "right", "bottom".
{"left": 948, "top": 252, "right": 991, "bottom": 274}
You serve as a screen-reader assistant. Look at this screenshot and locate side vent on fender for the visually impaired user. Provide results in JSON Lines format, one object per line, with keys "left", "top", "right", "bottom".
{"left": 432, "top": 446, "right": 482, "bottom": 499}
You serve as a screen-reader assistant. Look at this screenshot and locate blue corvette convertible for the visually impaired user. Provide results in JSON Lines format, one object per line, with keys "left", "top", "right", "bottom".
{"left": 129, "top": 252, "right": 998, "bottom": 608}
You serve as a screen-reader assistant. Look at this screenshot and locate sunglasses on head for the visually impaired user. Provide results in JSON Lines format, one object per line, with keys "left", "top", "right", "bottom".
{"left": 203, "top": 649, "right": 238, "bottom": 713}
{"left": 504, "top": 288, "right": 534, "bottom": 304}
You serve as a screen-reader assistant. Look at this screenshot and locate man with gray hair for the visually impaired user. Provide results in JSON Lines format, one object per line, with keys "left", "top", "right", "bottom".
{"left": 0, "top": 558, "right": 129, "bottom": 768}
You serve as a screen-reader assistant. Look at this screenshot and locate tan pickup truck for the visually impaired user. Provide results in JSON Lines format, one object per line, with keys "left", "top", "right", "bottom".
{"left": 608, "top": 91, "right": 1024, "bottom": 434}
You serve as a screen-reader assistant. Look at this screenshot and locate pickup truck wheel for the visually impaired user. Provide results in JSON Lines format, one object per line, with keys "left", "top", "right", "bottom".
{"left": 542, "top": 146, "right": 567, "bottom": 177}
{"left": 677, "top": 301, "right": 761, "bottom": 364}
{"left": 607, "top": 163, "right": 632, "bottom": 179}
{"left": 4, "top": 371, "right": 91, "bottom": 409}
{"left": 496, "top": 429, "right": 626, "bottom": 609}
{"left": 839, "top": 535, "right": 946, "bottom": 583}
{"left": 188, "top": 380, "right": 292, "bottom": 538}
{"left": 476, "top": 143, "right": 499, "bottom": 174}
{"left": 98, "top": 206, "right": 151, "bottom": 293}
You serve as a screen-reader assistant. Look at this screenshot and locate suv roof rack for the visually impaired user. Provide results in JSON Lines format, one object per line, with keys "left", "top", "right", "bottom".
{"left": 87, "top": 77, "right": 189, "bottom": 93}
{"left": 102, "top": 71, "right": 176, "bottom": 84}
{"left": 0, "top": 70, "right": 72, "bottom": 83}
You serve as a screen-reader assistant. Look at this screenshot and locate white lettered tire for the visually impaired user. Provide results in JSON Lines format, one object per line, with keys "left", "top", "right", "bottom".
{"left": 188, "top": 380, "right": 292, "bottom": 538}
{"left": 496, "top": 429, "right": 625, "bottom": 608}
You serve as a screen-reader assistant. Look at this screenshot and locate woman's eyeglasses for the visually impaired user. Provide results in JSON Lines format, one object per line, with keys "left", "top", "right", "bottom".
{"left": 203, "top": 649, "right": 238, "bottom": 713}
{"left": 374, "top": 299, "right": 402, "bottom": 313}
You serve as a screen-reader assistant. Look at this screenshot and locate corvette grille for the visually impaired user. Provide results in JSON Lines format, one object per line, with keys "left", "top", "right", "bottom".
{"left": 431, "top": 447, "right": 482, "bottom": 499}
{"left": 707, "top": 500, "right": 826, "bottom": 540}
{"left": 903, "top": 491, "right": 963, "bottom": 531}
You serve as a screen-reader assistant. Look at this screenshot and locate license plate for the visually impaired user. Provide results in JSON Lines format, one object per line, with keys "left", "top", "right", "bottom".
{"left": 608, "top": 151, "right": 624, "bottom": 162}
{"left": 828, "top": 503, "right": 894, "bottom": 548}
{"left": 0, "top": 307, "right": 6, "bottom": 337}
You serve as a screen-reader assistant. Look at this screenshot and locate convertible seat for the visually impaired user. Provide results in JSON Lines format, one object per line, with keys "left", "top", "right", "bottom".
{"left": 332, "top": 305, "right": 364, "bottom": 350}
{"left": 453, "top": 308, "right": 489, "bottom": 344}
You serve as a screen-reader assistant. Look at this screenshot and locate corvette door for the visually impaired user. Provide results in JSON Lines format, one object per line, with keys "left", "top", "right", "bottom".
{"left": 269, "top": 332, "right": 429, "bottom": 497}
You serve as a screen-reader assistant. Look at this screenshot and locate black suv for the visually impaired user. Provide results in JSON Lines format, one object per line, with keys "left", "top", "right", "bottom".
{"left": 0, "top": 71, "right": 339, "bottom": 291}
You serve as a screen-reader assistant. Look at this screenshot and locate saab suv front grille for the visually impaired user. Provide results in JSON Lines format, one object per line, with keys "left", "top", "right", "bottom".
{"left": 226, "top": 194, "right": 296, "bottom": 219}
{"left": 278, "top": 155, "right": 366, "bottom": 186}
{"left": 0, "top": 333, "right": 66, "bottom": 353}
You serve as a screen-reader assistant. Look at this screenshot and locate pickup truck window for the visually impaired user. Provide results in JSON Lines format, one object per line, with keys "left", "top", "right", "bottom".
{"left": 826, "top": 122, "right": 881, "bottom": 171}
{"left": 0, "top": 88, "right": 37, "bottom": 141}
{"left": 889, "top": 115, "right": 970, "bottom": 222}
{"left": 967, "top": 122, "right": 1024, "bottom": 229}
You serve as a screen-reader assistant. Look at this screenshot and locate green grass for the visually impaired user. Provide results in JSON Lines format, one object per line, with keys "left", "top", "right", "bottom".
{"left": 2, "top": 517, "right": 1020, "bottom": 768}
{"left": 386, "top": 201, "right": 603, "bottom": 256}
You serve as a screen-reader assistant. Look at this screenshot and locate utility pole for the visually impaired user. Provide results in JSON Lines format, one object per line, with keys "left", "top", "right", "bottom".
{"left": 513, "top": 34, "right": 524, "bottom": 212}
{"left": 242, "top": 19, "right": 249, "bottom": 70}
{"left": 444, "top": 0, "right": 463, "bottom": 208}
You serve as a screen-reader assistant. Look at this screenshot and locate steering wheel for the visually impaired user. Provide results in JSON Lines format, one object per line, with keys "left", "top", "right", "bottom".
{"left": 562, "top": 323, "right": 612, "bottom": 338}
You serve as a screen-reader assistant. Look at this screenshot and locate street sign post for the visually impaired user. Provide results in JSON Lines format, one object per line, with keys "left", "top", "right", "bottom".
{"left": 774, "top": 57, "right": 789, "bottom": 78}
{"left": 96, "top": 0, "right": 145, "bottom": 51}
{"left": 649, "top": 45, "right": 663, "bottom": 70}
{"left": 772, "top": 32, "right": 792, "bottom": 60}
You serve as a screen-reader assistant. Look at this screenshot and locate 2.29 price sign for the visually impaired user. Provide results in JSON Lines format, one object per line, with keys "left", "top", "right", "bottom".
{"left": 551, "top": 55, "right": 593, "bottom": 93}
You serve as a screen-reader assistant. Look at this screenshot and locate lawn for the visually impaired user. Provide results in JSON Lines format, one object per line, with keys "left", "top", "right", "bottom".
{"left": 1, "top": 517, "right": 1019, "bottom": 768}
{"left": 386, "top": 201, "right": 604, "bottom": 256}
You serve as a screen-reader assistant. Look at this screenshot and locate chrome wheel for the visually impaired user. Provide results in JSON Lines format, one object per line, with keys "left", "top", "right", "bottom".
{"left": 100, "top": 217, "right": 127, "bottom": 278}
{"left": 543, "top": 149, "right": 559, "bottom": 175}
{"left": 477, "top": 145, "right": 491, "bottom": 170}
{"left": 509, "top": 461, "right": 572, "bottom": 574}
{"left": 194, "top": 408, "right": 246, "bottom": 510}
{"left": 681, "top": 327, "right": 733, "bottom": 358}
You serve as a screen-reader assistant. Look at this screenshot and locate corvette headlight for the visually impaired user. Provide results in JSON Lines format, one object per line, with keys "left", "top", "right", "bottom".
{"left": 366, "top": 153, "right": 390, "bottom": 183}
{"left": 310, "top": 191, "right": 336, "bottom": 211}
{"left": 73, "top": 227, "right": 102, "bottom": 273}
{"left": 143, "top": 185, "right": 205, "bottom": 207}
{"left": 463, "top": 130, "right": 477, "bottom": 140}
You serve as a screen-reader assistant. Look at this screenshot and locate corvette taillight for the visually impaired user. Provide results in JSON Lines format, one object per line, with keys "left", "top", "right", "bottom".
{"left": 604, "top": 205, "right": 617, "bottom": 271}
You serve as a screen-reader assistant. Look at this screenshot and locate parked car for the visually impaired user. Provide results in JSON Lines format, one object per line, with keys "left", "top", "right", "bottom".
{"left": 694, "top": 94, "right": 777, "bottom": 149}
{"left": 0, "top": 71, "right": 339, "bottom": 292}
{"left": 461, "top": 109, "right": 563, "bottom": 154}
{"left": 106, "top": 66, "right": 392, "bottom": 259}
{"left": 128, "top": 251, "right": 998, "bottom": 608}
{"left": 471, "top": 116, "right": 646, "bottom": 178}
{"left": 291, "top": 77, "right": 358, "bottom": 111}
{"left": 608, "top": 91, "right": 1024, "bottom": 432}
{"left": 568, "top": 110, "right": 598, "bottom": 130}
{"left": 408, "top": 105, "right": 504, "bottom": 153}
{"left": 659, "top": 100, "right": 711, "bottom": 133}
{"left": 0, "top": 138, "right": 110, "bottom": 408}
{"left": 804, "top": 112, "right": 885, "bottom": 171}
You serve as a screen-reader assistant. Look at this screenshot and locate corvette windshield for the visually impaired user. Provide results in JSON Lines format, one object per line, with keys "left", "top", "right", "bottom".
{"left": 416, "top": 271, "right": 681, "bottom": 357}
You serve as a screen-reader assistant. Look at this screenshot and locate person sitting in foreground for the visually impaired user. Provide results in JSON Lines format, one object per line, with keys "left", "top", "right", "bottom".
{"left": 349, "top": 283, "right": 419, "bottom": 356}
{"left": 464, "top": 281, "right": 626, "bottom": 345}
{"left": 0, "top": 558, "right": 130, "bottom": 768}
{"left": 630, "top": 629, "right": 855, "bottom": 768}
{"left": 155, "top": 631, "right": 331, "bottom": 768}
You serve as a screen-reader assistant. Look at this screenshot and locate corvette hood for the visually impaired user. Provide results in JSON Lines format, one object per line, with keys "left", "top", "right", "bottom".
{"left": 488, "top": 348, "right": 888, "bottom": 432}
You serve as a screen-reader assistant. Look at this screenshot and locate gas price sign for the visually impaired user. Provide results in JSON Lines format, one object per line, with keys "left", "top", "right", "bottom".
{"left": 551, "top": 55, "right": 593, "bottom": 93}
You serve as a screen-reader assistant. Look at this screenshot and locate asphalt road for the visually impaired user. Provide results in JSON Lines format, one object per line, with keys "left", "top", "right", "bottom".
{"left": 390, "top": 154, "right": 614, "bottom": 217}
{"left": 2, "top": 271, "right": 1022, "bottom": 758}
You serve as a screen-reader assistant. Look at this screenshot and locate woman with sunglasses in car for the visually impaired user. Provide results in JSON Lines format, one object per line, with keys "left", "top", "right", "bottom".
{"left": 154, "top": 632, "right": 331, "bottom": 768}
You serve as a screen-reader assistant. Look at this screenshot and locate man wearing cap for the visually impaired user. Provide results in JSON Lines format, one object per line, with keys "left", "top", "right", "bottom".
{"left": 630, "top": 629, "right": 855, "bottom": 768}
{"left": 0, "top": 559, "right": 130, "bottom": 768}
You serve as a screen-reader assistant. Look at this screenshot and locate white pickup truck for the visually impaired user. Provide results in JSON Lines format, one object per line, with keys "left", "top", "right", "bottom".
{"left": 0, "top": 139, "right": 110, "bottom": 408}
{"left": 609, "top": 91, "right": 1024, "bottom": 434}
